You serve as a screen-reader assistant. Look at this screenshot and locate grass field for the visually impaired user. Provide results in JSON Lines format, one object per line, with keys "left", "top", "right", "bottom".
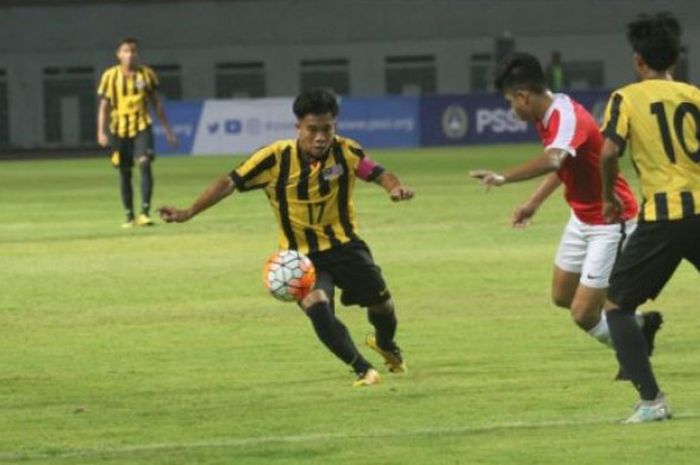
{"left": 1, "top": 144, "right": 699, "bottom": 465}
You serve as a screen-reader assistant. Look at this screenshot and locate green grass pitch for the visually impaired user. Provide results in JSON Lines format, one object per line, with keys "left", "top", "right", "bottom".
{"left": 1, "top": 144, "right": 699, "bottom": 464}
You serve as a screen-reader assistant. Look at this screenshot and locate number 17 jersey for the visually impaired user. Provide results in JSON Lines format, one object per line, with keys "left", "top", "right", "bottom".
{"left": 602, "top": 79, "right": 700, "bottom": 222}
{"left": 229, "top": 136, "right": 385, "bottom": 255}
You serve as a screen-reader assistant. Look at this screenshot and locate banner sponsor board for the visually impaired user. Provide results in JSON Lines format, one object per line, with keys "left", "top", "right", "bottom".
{"left": 419, "top": 90, "right": 612, "bottom": 147}
{"left": 337, "top": 96, "right": 420, "bottom": 148}
{"left": 152, "top": 90, "right": 612, "bottom": 155}
{"left": 191, "top": 97, "right": 296, "bottom": 155}
{"left": 152, "top": 101, "right": 203, "bottom": 155}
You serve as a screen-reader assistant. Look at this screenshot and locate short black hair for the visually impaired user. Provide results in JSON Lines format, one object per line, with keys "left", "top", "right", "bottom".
{"left": 493, "top": 52, "right": 547, "bottom": 94}
{"left": 627, "top": 12, "right": 681, "bottom": 72}
{"left": 293, "top": 89, "right": 339, "bottom": 119}
{"left": 116, "top": 37, "right": 139, "bottom": 49}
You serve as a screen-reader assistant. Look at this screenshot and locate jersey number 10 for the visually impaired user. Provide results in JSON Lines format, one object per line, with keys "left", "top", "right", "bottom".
{"left": 650, "top": 101, "right": 700, "bottom": 164}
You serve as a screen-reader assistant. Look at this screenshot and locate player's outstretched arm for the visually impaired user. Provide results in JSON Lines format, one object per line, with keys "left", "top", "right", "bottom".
{"left": 470, "top": 148, "right": 568, "bottom": 188}
{"left": 600, "top": 138, "right": 623, "bottom": 223}
{"left": 375, "top": 171, "right": 414, "bottom": 202}
{"left": 512, "top": 172, "right": 561, "bottom": 228}
{"left": 158, "top": 175, "right": 236, "bottom": 223}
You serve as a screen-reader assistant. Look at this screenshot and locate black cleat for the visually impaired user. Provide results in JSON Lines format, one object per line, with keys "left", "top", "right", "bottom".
{"left": 614, "top": 311, "right": 664, "bottom": 381}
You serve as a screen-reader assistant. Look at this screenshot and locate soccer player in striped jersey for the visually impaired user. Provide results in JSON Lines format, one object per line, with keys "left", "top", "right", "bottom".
{"left": 97, "top": 38, "right": 177, "bottom": 228}
{"left": 158, "top": 90, "right": 414, "bottom": 387}
{"left": 600, "top": 12, "right": 700, "bottom": 423}
{"left": 470, "top": 53, "right": 662, "bottom": 377}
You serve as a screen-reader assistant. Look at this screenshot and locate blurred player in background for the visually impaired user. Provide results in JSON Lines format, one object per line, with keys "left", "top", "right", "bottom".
{"left": 600, "top": 12, "right": 700, "bottom": 423}
{"left": 470, "top": 53, "right": 662, "bottom": 377}
{"left": 158, "top": 89, "right": 413, "bottom": 387}
{"left": 97, "top": 38, "right": 177, "bottom": 228}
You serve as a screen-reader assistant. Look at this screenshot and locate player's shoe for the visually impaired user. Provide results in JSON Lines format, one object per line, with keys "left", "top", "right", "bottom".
{"left": 352, "top": 368, "right": 381, "bottom": 387}
{"left": 121, "top": 220, "right": 136, "bottom": 229}
{"left": 623, "top": 393, "right": 672, "bottom": 424}
{"left": 365, "top": 334, "right": 407, "bottom": 373}
{"left": 136, "top": 214, "right": 154, "bottom": 226}
{"left": 615, "top": 311, "right": 664, "bottom": 381}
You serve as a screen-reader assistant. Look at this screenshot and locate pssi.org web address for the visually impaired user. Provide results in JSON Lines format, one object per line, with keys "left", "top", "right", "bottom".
{"left": 338, "top": 118, "right": 415, "bottom": 132}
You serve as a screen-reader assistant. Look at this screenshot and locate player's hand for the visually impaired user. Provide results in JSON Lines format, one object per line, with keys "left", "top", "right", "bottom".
{"left": 602, "top": 195, "right": 623, "bottom": 223}
{"left": 512, "top": 202, "right": 538, "bottom": 228}
{"left": 165, "top": 130, "right": 178, "bottom": 148}
{"left": 158, "top": 206, "right": 192, "bottom": 223}
{"left": 389, "top": 185, "right": 414, "bottom": 202}
{"left": 469, "top": 170, "right": 506, "bottom": 190}
{"left": 97, "top": 132, "right": 109, "bottom": 148}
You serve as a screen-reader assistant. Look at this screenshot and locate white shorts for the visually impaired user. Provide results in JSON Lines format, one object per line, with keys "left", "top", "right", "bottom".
{"left": 554, "top": 214, "right": 637, "bottom": 289}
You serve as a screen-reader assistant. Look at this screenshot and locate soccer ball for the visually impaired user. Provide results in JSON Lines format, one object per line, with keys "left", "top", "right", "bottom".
{"left": 262, "top": 250, "right": 316, "bottom": 302}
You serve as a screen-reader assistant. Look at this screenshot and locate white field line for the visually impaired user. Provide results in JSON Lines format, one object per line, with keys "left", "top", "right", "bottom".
{"left": 2, "top": 412, "right": 699, "bottom": 462}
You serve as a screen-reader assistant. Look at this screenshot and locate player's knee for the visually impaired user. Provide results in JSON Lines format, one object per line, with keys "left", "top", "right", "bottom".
{"left": 301, "top": 289, "right": 329, "bottom": 310}
{"left": 368, "top": 298, "right": 394, "bottom": 314}
{"left": 551, "top": 293, "right": 572, "bottom": 309}
{"left": 569, "top": 301, "right": 600, "bottom": 329}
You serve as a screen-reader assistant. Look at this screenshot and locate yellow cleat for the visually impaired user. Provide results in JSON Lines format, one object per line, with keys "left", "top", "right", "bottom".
{"left": 353, "top": 368, "right": 381, "bottom": 387}
{"left": 136, "top": 214, "right": 154, "bottom": 226}
{"left": 121, "top": 220, "right": 136, "bottom": 229}
{"left": 366, "top": 334, "right": 407, "bottom": 374}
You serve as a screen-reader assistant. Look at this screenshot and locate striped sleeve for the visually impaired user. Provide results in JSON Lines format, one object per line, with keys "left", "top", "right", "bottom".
{"left": 230, "top": 145, "right": 277, "bottom": 191}
{"left": 143, "top": 66, "right": 160, "bottom": 92}
{"left": 601, "top": 92, "right": 629, "bottom": 151}
{"left": 97, "top": 69, "right": 112, "bottom": 99}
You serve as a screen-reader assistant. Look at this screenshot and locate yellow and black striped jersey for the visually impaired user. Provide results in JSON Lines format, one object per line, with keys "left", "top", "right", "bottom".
{"left": 97, "top": 65, "right": 159, "bottom": 138}
{"left": 602, "top": 79, "right": 700, "bottom": 222}
{"left": 230, "top": 136, "right": 385, "bottom": 254}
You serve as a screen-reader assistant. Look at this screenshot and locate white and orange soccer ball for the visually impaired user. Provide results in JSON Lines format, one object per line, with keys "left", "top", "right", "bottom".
{"left": 262, "top": 250, "right": 316, "bottom": 302}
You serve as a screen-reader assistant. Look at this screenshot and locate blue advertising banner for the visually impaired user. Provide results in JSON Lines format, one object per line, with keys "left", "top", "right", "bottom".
{"left": 420, "top": 90, "right": 612, "bottom": 147}
{"left": 420, "top": 94, "right": 535, "bottom": 147}
{"left": 150, "top": 90, "right": 612, "bottom": 155}
{"left": 338, "top": 96, "right": 420, "bottom": 148}
{"left": 151, "top": 101, "right": 203, "bottom": 155}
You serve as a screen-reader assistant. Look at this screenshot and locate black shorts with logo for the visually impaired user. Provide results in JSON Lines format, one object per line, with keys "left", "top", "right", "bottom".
{"left": 308, "top": 240, "right": 391, "bottom": 308}
{"left": 109, "top": 127, "right": 155, "bottom": 167}
{"left": 608, "top": 215, "right": 700, "bottom": 309}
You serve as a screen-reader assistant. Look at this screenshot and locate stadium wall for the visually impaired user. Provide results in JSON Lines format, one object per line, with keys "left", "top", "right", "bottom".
{"left": 1, "top": 0, "right": 698, "bottom": 149}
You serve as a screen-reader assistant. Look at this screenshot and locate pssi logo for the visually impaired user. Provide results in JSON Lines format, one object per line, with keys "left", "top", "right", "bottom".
{"left": 476, "top": 108, "right": 527, "bottom": 134}
{"left": 441, "top": 105, "right": 469, "bottom": 139}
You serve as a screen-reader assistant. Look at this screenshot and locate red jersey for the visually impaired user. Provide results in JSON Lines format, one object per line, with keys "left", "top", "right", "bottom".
{"left": 535, "top": 93, "right": 638, "bottom": 225}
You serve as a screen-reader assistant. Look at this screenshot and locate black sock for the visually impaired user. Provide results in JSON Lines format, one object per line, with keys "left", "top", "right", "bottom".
{"left": 119, "top": 167, "right": 134, "bottom": 220}
{"left": 306, "top": 302, "right": 372, "bottom": 374}
{"left": 139, "top": 161, "right": 153, "bottom": 216}
{"left": 607, "top": 308, "right": 660, "bottom": 400}
{"left": 368, "top": 309, "right": 397, "bottom": 350}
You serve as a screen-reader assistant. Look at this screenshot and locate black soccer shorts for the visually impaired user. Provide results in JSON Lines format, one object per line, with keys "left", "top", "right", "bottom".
{"left": 308, "top": 240, "right": 391, "bottom": 308}
{"left": 109, "top": 127, "right": 155, "bottom": 168}
{"left": 608, "top": 215, "right": 700, "bottom": 309}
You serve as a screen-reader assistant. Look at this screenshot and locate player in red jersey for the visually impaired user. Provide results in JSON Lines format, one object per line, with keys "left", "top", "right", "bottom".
{"left": 470, "top": 53, "right": 662, "bottom": 375}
